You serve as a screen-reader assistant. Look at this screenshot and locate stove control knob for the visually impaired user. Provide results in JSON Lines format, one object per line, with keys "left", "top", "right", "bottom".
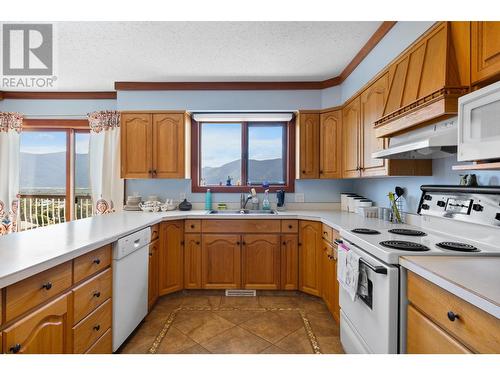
{"left": 472, "top": 204, "right": 483, "bottom": 212}
{"left": 421, "top": 204, "right": 430, "bottom": 210}
{"left": 423, "top": 194, "right": 432, "bottom": 201}
{"left": 437, "top": 200, "right": 446, "bottom": 207}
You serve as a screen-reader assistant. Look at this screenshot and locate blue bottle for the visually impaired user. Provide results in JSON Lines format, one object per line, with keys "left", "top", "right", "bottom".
{"left": 205, "top": 189, "right": 212, "bottom": 210}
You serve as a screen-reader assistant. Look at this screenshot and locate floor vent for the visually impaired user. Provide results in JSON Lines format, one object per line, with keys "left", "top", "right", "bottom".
{"left": 225, "top": 289, "right": 256, "bottom": 297}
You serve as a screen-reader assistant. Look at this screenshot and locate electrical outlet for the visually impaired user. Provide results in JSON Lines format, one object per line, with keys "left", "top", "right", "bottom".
{"left": 295, "top": 193, "right": 305, "bottom": 203}
{"left": 180, "top": 192, "right": 186, "bottom": 201}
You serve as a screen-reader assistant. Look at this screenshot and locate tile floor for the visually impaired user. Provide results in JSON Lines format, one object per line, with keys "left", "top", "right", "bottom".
{"left": 119, "top": 291, "right": 344, "bottom": 354}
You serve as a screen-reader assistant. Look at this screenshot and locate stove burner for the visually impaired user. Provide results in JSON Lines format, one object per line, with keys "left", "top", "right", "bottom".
{"left": 352, "top": 228, "right": 381, "bottom": 235}
{"left": 379, "top": 240, "right": 430, "bottom": 251}
{"left": 436, "top": 242, "right": 480, "bottom": 252}
{"left": 388, "top": 228, "right": 427, "bottom": 237}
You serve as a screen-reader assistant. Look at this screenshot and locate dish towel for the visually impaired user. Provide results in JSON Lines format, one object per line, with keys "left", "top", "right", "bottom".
{"left": 337, "top": 242, "right": 361, "bottom": 301}
{"left": 358, "top": 264, "right": 369, "bottom": 298}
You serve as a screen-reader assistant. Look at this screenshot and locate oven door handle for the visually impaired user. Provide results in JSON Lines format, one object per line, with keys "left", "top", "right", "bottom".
{"left": 359, "top": 258, "right": 387, "bottom": 275}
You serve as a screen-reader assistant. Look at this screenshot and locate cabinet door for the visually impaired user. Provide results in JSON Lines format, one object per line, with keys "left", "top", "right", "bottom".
{"left": 281, "top": 234, "right": 298, "bottom": 290}
{"left": 3, "top": 293, "right": 70, "bottom": 354}
{"left": 320, "top": 110, "right": 342, "bottom": 179}
{"left": 321, "top": 240, "right": 334, "bottom": 313}
{"left": 152, "top": 113, "right": 185, "bottom": 178}
{"left": 148, "top": 239, "right": 160, "bottom": 310}
{"left": 242, "top": 234, "right": 280, "bottom": 290}
{"left": 342, "top": 97, "right": 361, "bottom": 178}
{"left": 299, "top": 112, "right": 320, "bottom": 179}
{"left": 159, "top": 221, "right": 184, "bottom": 295}
{"left": 471, "top": 21, "right": 500, "bottom": 84}
{"left": 361, "top": 73, "right": 389, "bottom": 176}
{"left": 184, "top": 234, "right": 202, "bottom": 289}
{"left": 299, "top": 221, "right": 322, "bottom": 297}
{"left": 120, "top": 113, "right": 152, "bottom": 178}
{"left": 201, "top": 234, "right": 241, "bottom": 289}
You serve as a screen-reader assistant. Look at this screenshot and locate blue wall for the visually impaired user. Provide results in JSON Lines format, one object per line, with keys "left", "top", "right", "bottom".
{"left": 1, "top": 99, "right": 116, "bottom": 118}
{"left": 351, "top": 157, "right": 500, "bottom": 213}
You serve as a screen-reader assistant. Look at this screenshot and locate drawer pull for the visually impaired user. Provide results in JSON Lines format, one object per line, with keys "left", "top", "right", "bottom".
{"left": 9, "top": 344, "right": 21, "bottom": 353}
{"left": 149, "top": 252, "right": 153, "bottom": 256}
{"left": 283, "top": 241, "right": 286, "bottom": 245}
{"left": 93, "top": 258, "right": 101, "bottom": 265}
{"left": 447, "top": 311, "right": 459, "bottom": 322}
{"left": 196, "top": 241, "right": 200, "bottom": 245}
{"left": 288, "top": 225, "right": 293, "bottom": 229}
{"left": 41, "top": 281, "right": 53, "bottom": 290}
{"left": 93, "top": 324, "right": 101, "bottom": 331}
{"left": 93, "top": 291, "right": 101, "bottom": 298}
{"left": 190, "top": 224, "right": 195, "bottom": 229}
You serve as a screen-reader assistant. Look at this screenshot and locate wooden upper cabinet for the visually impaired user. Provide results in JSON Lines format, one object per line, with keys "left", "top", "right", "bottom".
{"left": 375, "top": 22, "right": 470, "bottom": 138}
{"left": 201, "top": 234, "right": 241, "bottom": 289}
{"left": 299, "top": 112, "right": 320, "bottom": 179}
{"left": 320, "top": 110, "right": 342, "bottom": 179}
{"left": 342, "top": 96, "right": 361, "bottom": 178}
{"left": 158, "top": 221, "right": 184, "bottom": 296}
{"left": 242, "top": 234, "right": 280, "bottom": 290}
{"left": 298, "top": 220, "right": 322, "bottom": 297}
{"left": 121, "top": 112, "right": 186, "bottom": 179}
{"left": 471, "top": 21, "right": 500, "bottom": 85}
{"left": 184, "top": 234, "right": 202, "bottom": 289}
{"left": 152, "top": 113, "right": 185, "bottom": 178}
{"left": 120, "top": 113, "right": 152, "bottom": 178}
{"left": 148, "top": 238, "right": 160, "bottom": 310}
{"left": 3, "top": 293, "right": 70, "bottom": 354}
{"left": 361, "top": 73, "right": 389, "bottom": 176}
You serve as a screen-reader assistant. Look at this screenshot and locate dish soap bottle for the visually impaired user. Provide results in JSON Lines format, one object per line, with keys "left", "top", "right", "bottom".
{"left": 205, "top": 189, "right": 212, "bottom": 210}
{"left": 262, "top": 189, "right": 271, "bottom": 210}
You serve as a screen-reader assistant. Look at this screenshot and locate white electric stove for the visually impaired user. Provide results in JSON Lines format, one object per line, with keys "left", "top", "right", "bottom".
{"left": 338, "top": 185, "right": 500, "bottom": 354}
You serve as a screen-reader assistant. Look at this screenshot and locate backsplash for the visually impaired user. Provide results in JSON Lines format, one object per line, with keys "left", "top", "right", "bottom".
{"left": 125, "top": 178, "right": 355, "bottom": 204}
{"left": 352, "top": 156, "right": 500, "bottom": 214}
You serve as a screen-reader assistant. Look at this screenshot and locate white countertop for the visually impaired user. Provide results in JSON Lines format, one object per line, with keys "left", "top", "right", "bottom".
{"left": 400, "top": 256, "right": 500, "bottom": 318}
{"left": 1, "top": 209, "right": 499, "bottom": 291}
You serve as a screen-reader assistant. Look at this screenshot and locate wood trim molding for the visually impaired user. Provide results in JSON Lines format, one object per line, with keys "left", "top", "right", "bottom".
{"left": 23, "top": 119, "right": 89, "bottom": 129}
{"left": 115, "top": 21, "right": 397, "bottom": 92}
{"left": 0, "top": 91, "right": 117, "bottom": 100}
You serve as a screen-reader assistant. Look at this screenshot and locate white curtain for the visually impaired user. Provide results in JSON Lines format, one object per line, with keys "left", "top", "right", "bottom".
{"left": 0, "top": 113, "right": 22, "bottom": 235}
{"left": 88, "top": 111, "right": 123, "bottom": 215}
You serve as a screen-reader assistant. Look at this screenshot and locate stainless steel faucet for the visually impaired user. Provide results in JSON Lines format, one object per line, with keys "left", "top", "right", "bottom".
{"left": 240, "top": 192, "right": 252, "bottom": 209}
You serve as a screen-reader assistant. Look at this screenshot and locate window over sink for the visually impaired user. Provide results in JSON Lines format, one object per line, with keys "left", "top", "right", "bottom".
{"left": 191, "top": 113, "right": 295, "bottom": 192}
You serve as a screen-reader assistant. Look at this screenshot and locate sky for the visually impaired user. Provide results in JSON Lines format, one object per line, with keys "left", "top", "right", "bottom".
{"left": 201, "top": 123, "right": 283, "bottom": 168}
{"left": 20, "top": 131, "right": 90, "bottom": 154}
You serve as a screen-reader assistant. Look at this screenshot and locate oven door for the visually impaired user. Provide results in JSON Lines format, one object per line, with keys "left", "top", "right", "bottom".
{"left": 339, "top": 239, "right": 399, "bottom": 354}
{"left": 458, "top": 80, "right": 500, "bottom": 162}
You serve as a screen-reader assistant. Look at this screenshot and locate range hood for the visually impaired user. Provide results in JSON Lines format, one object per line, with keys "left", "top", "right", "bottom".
{"left": 372, "top": 117, "right": 458, "bottom": 159}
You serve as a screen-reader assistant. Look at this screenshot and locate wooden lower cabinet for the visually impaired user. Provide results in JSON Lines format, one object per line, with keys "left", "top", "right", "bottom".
{"left": 3, "top": 293, "right": 71, "bottom": 354}
{"left": 159, "top": 221, "right": 184, "bottom": 295}
{"left": 85, "top": 328, "right": 112, "bottom": 354}
{"left": 242, "top": 234, "right": 280, "bottom": 290}
{"left": 281, "top": 234, "right": 299, "bottom": 290}
{"left": 184, "top": 234, "right": 202, "bottom": 289}
{"left": 299, "top": 221, "right": 322, "bottom": 297}
{"left": 321, "top": 239, "right": 339, "bottom": 323}
{"left": 202, "top": 234, "right": 241, "bottom": 289}
{"left": 407, "top": 304, "right": 471, "bottom": 354}
{"left": 148, "top": 238, "right": 160, "bottom": 310}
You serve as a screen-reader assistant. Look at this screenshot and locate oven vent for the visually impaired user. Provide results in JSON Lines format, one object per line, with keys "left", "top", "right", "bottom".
{"left": 225, "top": 289, "right": 256, "bottom": 297}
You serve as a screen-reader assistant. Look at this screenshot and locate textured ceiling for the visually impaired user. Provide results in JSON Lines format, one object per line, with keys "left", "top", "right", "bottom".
{"left": 3, "top": 21, "right": 383, "bottom": 90}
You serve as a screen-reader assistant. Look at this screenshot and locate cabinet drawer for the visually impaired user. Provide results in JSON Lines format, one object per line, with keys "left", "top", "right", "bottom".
{"left": 72, "top": 268, "right": 112, "bottom": 324}
{"left": 85, "top": 328, "right": 112, "bottom": 354}
{"left": 407, "top": 271, "right": 500, "bottom": 353}
{"left": 73, "top": 298, "right": 112, "bottom": 354}
{"left": 74, "top": 245, "right": 112, "bottom": 283}
{"left": 5, "top": 261, "right": 72, "bottom": 322}
{"left": 321, "top": 224, "right": 333, "bottom": 242}
{"left": 185, "top": 219, "right": 201, "bottom": 233}
{"left": 151, "top": 224, "right": 159, "bottom": 241}
{"left": 407, "top": 304, "right": 471, "bottom": 354}
{"left": 281, "top": 220, "right": 298, "bottom": 233}
{"left": 202, "top": 219, "right": 281, "bottom": 233}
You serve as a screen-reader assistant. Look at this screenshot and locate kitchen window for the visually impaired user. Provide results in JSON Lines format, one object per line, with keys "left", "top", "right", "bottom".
{"left": 191, "top": 114, "right": 295, "bottom": 192}
{"left": 19, "top": 120, "right": 92, "bottom": 231}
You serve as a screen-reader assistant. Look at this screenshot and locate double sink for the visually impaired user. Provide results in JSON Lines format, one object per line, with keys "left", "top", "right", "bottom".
{"left": 208, "top": 209, "right": 278, "bottom": 215}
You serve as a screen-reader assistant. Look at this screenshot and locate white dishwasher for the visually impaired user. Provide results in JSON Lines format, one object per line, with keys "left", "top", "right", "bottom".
{"left": 112, "top": 226, "right": 151, "bottom": 352}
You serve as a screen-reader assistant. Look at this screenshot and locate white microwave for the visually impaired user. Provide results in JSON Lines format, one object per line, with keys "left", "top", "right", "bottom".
{"left": 458, "top": 80, "right": 500, "bottom": 162}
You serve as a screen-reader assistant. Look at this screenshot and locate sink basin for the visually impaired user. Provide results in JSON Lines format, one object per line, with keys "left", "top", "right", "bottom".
{"left": 208, "top": 209, "right": 277, "bottom": 215}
